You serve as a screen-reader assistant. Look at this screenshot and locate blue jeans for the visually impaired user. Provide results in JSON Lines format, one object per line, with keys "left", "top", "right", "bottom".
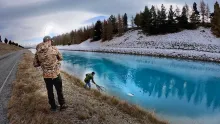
{"left": 84, "top": 81, "right": 91, "bottom": 89}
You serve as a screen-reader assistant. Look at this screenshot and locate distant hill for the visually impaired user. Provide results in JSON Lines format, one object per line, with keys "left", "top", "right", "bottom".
{"left": 0, "top": 42, "right": 23, "bottom": 56}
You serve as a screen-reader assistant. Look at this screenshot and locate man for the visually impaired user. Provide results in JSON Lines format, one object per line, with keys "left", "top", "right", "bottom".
{"left": 33, "top": 36, "right": 68, "bottom": 111}
{"left": 84, "top": 72, "right": 96, "bottom": 89}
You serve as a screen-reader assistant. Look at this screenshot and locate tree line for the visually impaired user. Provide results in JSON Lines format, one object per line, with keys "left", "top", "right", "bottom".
{"left": 134, "top": 1, "right": 211, "bottom": 34}
{"left": 52, "top": 1, "right": 220, "bottom": 46}
{"left": 52, "top": 26, "right": 94, "bottom": 46}
{"left": 0, "top": 35, "right": 24, "bottom": 48}
{"left": 52, "top": 13, "right": 129, "bottom": 46}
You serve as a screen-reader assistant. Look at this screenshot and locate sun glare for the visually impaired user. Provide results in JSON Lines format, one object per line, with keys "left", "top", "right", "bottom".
{"left": 44, "top": 24, "right": 54, "bottom": 36}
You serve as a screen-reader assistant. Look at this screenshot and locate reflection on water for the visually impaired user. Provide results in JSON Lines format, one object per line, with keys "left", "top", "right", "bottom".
{"left": 32, "top": 49, "right": 220, "bottom": 124}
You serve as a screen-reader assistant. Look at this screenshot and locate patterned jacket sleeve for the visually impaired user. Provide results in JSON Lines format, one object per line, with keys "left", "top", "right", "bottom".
{"left": 54, "top": 47, "right": 63, "bottom": 61}
{"left": 33, "top": 53, "right": 40, "bottom": 67}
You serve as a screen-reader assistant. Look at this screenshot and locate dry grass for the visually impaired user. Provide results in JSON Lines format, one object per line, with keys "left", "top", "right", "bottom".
{"left": 62, "top": 71, "right": 169, "bottom": 124}
{"left": 8, "top": 50, "right": 169, "bottom": 124}
{"left": 77, "top": 112, "right": 90, "bottom": 120}
{"left": 0, "top": 42, "right": 23, "bottom": 56}
{"left": 8, "top": 51, "right": 65, "bottom": 124}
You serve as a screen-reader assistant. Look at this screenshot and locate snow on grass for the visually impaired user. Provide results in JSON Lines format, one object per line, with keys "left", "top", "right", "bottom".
{"left": 57, "top": 27, "right": 220, "bottom": 62}
{"left": 103, "top": 27, "right": 220, "bottom": 53}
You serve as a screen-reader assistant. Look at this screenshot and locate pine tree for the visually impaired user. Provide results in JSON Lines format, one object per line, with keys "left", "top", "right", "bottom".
{"left": 157, "top": 8, "right": 162, "bottom": 25}
{"left": 60, "top": 35, "right": 63, "bottom": 45}
{"left": 150, "top": 6, "right": 157, "bottom": 26}
{"left": 134, "top": 13, "right": 141, "bottom": 27}
{"left": 149, "top": 5, "right": 158, "bottom": 34}
{"left": 161, "top": 4, "right": 167, "bottom": 24}
{"left": 157, "top": 8, "right": 162, "bottom": 32}
{"left": 109, "top": 15, "right": 118, "bottom": 34}
{"left": 58, "top": 35, "right": 62, "bottom": 45}
{"left": 123, "top": 13, "right": 128, "bottom": 31}
{"left": 200, "top": 0, "right": 206, "bottom": 25}
{"left": 168, "top": 5, "right": 175, "bottom": 23}
{"left": 190, "top": 12, "right": 196, "bottom": 23}
{"left": 77, "top": 29, "right": 83, "bottom": 44}
{"left": 118, "top": 14, "right": 124, "bottom": 36}
{"left": 168, "top": 5, "right": 178, "bottom": 32}
{"left": 190, "top": 2, "right": 200, "bottom": 28}
{"left": 74, "top": 30, "right": 79, "bottom": 44}
{"left": 81, "top": 28, "right": 85, "bottom": 41}
{"left": 53, "top": 36, "right": 57, "bottom": 45}
{"left": 140, "top": 11, "right": 144, "bottom": 28}
{"left": 0, "top": 35, "right": 2, "bottom": 42}
{"left": 73, "top": 30, "right": 77, "bottom": 44}
{"left": 56, "top": 36, "right": 59, "bottom": 45}
{"left": 107, "top": 19, "right": 113, "bottom": 40}
{"left": 70, "top": 30, "right": 74, "bottom": 44}
{"left": 205, "top": 4, "right": 210, "bottom": 23}
{"left": 63, "top": 33, "right": 71, "bottom": 45}
{"left": 211, "top": 2, "right": 220, "bottom": 37}
{"left": 102, "top": 20, "right": 108, "bottom": 41}
{"left": 179, "top": 6, "right": 188, "bottom": 29}
{"left": 93, "top": 20, "right": 102, "bottom": 41}
{"left": 83, "top": 26, "right": 89, "bottom": 41}
{"left": 86, "top": 26, "right": 90, "bottom": 39}
{"left": 141, "top": 6, "right": 151, "bottom": 33}
{"left": 131, "top": 16, "right": 134, "bottom": 28}
{"left": 140, "top": 11, "right": 144, "bottom": 29}
{"left": 4, "top": 38, "right": 8, "bottom": 44}
{"left": 159, "top": 4, "right": 167, "bottom": 33}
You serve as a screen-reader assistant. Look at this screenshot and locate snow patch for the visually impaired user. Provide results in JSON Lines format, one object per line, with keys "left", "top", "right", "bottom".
{"left": 57, "top": 28, "right": 220, "bottom": 62}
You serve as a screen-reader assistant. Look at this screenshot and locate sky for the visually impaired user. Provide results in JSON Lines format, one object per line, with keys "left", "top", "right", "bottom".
{"left": 0, "top": 0, "right": 217, "bottom": 47}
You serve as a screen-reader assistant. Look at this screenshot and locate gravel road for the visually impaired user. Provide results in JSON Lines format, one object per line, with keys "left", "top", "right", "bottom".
{"left": 0, "top": 50, "right": 24, "bottom": 124}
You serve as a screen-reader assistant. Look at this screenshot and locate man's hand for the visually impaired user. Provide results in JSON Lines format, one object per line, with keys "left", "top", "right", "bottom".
{"left": 33, "top": 54, "right": 41, "bottom": 67}
{"left": 53, "top": 47, "right": 63, "bottom": 61}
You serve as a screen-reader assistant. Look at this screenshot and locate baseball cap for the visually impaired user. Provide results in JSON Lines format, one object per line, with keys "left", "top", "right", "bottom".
{"left": 43, "top": 36, "right": 53, "bottom": 42}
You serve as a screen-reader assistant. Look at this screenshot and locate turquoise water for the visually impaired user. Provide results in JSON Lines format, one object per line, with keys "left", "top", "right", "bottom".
{"left": 61, "top": 51, "right": 220, "bottom": 124}
{"left": 31, "top": 49, "right": 220, "bottom": 124}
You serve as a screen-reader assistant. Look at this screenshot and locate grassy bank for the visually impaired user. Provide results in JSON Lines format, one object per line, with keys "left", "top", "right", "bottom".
{"left": 0, "top": 43, "right": 23, "bottom": 56}
{"left": 8, "top": 50, "right": 168, "bottom": 124}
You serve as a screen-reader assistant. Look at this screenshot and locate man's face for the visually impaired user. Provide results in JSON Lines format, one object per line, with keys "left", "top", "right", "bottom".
{"left": 47, "top": 40, "right": 52, "bottom": 45}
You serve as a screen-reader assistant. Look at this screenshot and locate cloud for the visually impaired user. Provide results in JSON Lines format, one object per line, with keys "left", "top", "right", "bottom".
{"left": 83, "top": 16, "right": 109, "bottom": 24}
{"left": 0, "top": 0, "right": 52, "bottom": 8}
{"left": 0, "top": 0, "right": 215, "bottom": 46}
{"left": 0, "top": 0, "right": 146, "bottom": 22}
{"left": 1, "top": 11, "right": 99, "bottom": 46}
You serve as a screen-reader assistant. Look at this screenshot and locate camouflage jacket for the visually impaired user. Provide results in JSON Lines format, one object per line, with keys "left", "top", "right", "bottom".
{"left": 33, "top": 42, "right": 62, "bottom": 79}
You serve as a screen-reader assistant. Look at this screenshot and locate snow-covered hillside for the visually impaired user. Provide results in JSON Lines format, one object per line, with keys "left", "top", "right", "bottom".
{"left": 57, "top": 28, "right": 220, "bottom": 62}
